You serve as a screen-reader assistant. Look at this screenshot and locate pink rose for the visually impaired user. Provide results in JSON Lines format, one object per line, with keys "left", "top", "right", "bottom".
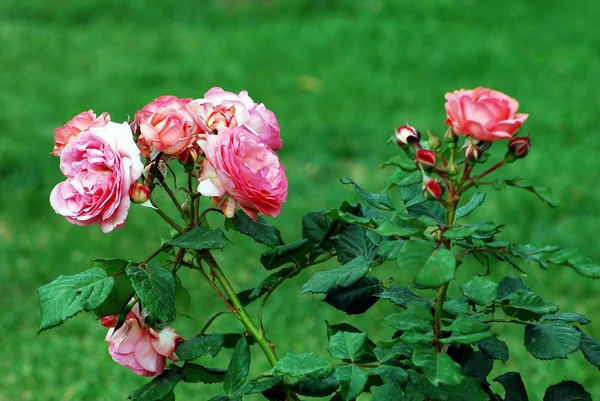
{"left": 444, "top": 87, "right": 529, "bottom": 141}
{"left": 104, "top": 305, "right": 182, "bottom": 377}
{"left": 50, "top": 122, "right": 144, "bottom": 233}
{"left": 52, "top": 110, "right": 110, "bottom": 156}
{"left": 197, "top": 125, "right": 288, "bottom": 220}
{"left": 135, "top": 96, "right": 207, "bottom": 157}
{"left": 193, "top": 87, "right": 282, "bottom": 151}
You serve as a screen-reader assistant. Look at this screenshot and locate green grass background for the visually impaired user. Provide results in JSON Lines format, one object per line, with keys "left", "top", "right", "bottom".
{"left": 1, "top": 0, "right": 599, "bottom": 399}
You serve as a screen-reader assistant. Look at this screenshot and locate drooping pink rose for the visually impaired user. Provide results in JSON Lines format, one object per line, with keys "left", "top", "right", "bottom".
{"left": 135, "top": 95, "right": 207, "bottom": 157}
{"left": 50, "top": 122, "right": 144, "bottom": 233}
{"left": 197, "top": 125, "right": 288, "bottom": 220}
{"left": 104, "top": 305, "right": 182, "bottom": 377}
{"left": 192, "top": 87, "right": 282, "bottom": 151}
{"left": 52, "top": 110, "right": 110, "bottom": 156}
{"left": 444, "top": 87, "right": 529, "bottom": 142}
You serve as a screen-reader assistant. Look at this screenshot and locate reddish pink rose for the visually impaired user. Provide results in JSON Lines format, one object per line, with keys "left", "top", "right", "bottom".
{"left": 52, "top": 110, "right": 110, "bottom": 156}
{"left": 50, "top": 122, "right": 144, "bottom": 233}
{"left": 135, "top": 96, "right": 207, "bottom": 157}
{"left": 197, "top": 125, "right": 288, "bottom": 220}
{"left": 192, "top": 87, "right": 282, "bottom": 151}
{"left": 104, "top": 305, "right": 182, "bottom": 377}
{"left": 444, "top": 87, "right": 529, "bottom": 142}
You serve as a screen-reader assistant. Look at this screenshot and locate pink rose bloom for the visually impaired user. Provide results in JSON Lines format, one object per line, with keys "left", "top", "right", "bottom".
{"left": 193, "top": 87, "right": 282, "bottom": 151}
{"left": 52, "top": 110, "right": 110, "bottom": 156}
{"left": 135, "top": 95, "right": 207, "bottom": 157}
{"left": 444, "top": 87, "right": 529, "bottom": 141}
{"left": 50, "top": 122, "right": 144, "bottom": 233}
{"left": 197, "top": 125, "right": 288, "bottom": 220}
{"left": 104, "top": 305, "right": 182, "bottom": 377}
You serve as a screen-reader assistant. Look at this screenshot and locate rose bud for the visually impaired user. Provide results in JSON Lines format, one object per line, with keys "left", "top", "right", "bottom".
{"left": 427, "top": 130, "right": 442, "bottom": 152}
{"left": 415, "top": 149, "right": 437, "bottom": 170}
{"left": 505, "top": 136, "right": 531, "bottom": 162}
{"left": 422, "top": 177, "right": 445, "bottom": 200}
{"left": 395, "top": 125, "right": 421, "bottom": 148}
{"left": 129, "top": 182, "right": 151, "bottom": 204}
{"left": 101, "top": 315, "right": 118, "bottom": 328}
{"left": 465, "top": 143, "right": 482, "bottom": 163}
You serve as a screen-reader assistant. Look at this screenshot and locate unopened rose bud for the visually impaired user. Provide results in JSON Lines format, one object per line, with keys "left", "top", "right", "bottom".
{"left": 465, "top": 143, "right": 482, "bottom": 164}
{"left": 395, "top": 125, "right": 421, "bottom": 148}
{"left": 505, "top": 136, "right": 531, "bottom": 163}
{"left": 444, "top": 128, "right": 458, "bottom": 149}
{"left": 101, "top": 315, "right": 117, "bottom": 328}
{"left": 129, "top": 182, "right": 151, "bottom": 204}
{"left": 422, "top": 177, "right": 445, "bottom": 199}
{"left": 415, "top": 149, "right": 437, "bottom": 170}
{"left": 427, "top": 130, "right": 442, "bottom": 152}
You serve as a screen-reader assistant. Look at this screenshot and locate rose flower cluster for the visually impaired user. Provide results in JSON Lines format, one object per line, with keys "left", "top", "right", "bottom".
{"left": 48, "top": 88, "right": 288, "bottom": 376}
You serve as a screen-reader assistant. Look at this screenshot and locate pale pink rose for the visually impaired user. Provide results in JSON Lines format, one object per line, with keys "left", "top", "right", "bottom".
{"left": 197, "top": 125, "right": 288, "bottom": 220}
{"left": 135, "top": 96, "right": 208, "bottom": 157}
{"left": 52, "top": 110, "right": 110, "bottom": 156}
{"left": 193, "top": 87, "right": 282, "bottom": 150}
{"left": 444, "top": 87, "right": 529, "bottom": 142}
{"left": 104, "top": 305, "right": 182, "bottom": 377}
{"left": 50, "top": 122, "right": 144, "bottom": 233}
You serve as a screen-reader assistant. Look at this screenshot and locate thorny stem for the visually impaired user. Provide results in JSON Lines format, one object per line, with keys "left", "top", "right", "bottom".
{"left": 484, "top": 318, "right": 529, "bottom": 326}
{"left": 159, "top": 174, "right": 187, "bottom": 220}
{"left": 477, "top": 160, "right": 506, "bottom": 180}
{"left": 182, "top": 260, "right": 236, "bottom": 313}
{"left": 151, "top": 199, "right": 185, "bottom": 234}
{"left": 201, "top": 251, "right": 297, "bottom": 400}
{"left": 140, "top": 243, "right": 172, "bottom": 266}
{"left": 197, "top": 310, "right": 232, "bottom": 336}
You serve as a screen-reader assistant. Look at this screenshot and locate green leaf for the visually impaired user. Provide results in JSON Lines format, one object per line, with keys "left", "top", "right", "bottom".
{"left": 379, "top": 155, "right": 417, "bottom": 171}
{"left": 440, "top": 377, "right": 488, "bottom": 401}
{"left": 443, "top": 297, "right": 470, "bottom": 316}
{"left": 181, "top": 363, "right": 226, "bottom": 384}
{"left": 401, "top": 185, "right": 445, "bottom": 224}
{"left": 374, "top": 365, "right": 409, "bottom": 390}
{"left": 341, "top": 177, "right": 395, "bottom": 211}
{"left": 328, "top": 331, "right": 368, "bottom": 362}
{"left": 378, "top": 239, "right": 404, "bottom": 260}
{"left": 326, "top": 208, "right": 380, "bottom": 227}
{"left": 292, "top": 374, "right": 340, "bottom": 397}
{"left": 248, "top": 266, "right": 296, "bottom": 300}
{"left": 548, "top": 248, "right": 600, "bottom": 278}
{"left": 302, "top": 256, "right": 370, "bottom": 294}
{"left": 495, "top": 178, "right": 562, "bottom": 208}
{"left": 176, "top": 334, "right": 225, "bottom": 360}
{"left": 455, "top": 192, "right": 486, "bottom": 220}
{"left": 478, "top": 337, "right": 509, "bottom": 362}
{"left": 440, "top": 331, "right": 493, "bottom": 345}
{"left": 92, "top": 258, "right": 130, "bottom": 275}
{"left": 376, "top": 286, "right": 428, "bottom": 308}
{"left": 493, "top": 372, "right": 528, "bottom": 401}
{"left": 524, "top": 322, "right": 582, "bottom": 360}
{"left": 231, "top": 210, "right": 283, "bottom": 248}
{"left": 175, "top": 276, "right": 191, "bottom": 316}
{"left": 375, "top": 214, "right": 426, "bottom": 238}
{"left": 331, "top": 225, "right": 379, "bottom": 264}
{"left": 385, "top": 313, "right": 431, "bottom": 333}
{"left": 38, "top": 267, "right": 114, "bottom": 331}
{"left": 128, "top": 370, "right": 183, "bottom": 401}
{"left": 444, "top": 222, "right": 502, "bottom": 240}
{"left": 94, "top": 272, "right": 134, "bottom": 317}
{"left": 405, "top": 370, "right": 447, "bottom": 399}
{"left": 168, "top": 226, "right": 230, "bottom": 250}
{"left": 208, "top": 397, "right": 230, "bottom": 401}
{"left": 235, "top": 376, "right": 283, "bottom": 397}
{"left": 260, "top": 239, "right": 311, "bottom": 270}
{"left": 442, "top": 315, "right": 489, "bottom": 335}
{"left": 334, "top": 365, "right": 368, "bottom": 401}
{"left": 371, "top": 383, "right": 407, "bottom": 401}
{"left": 274, "top": 353, "right": 332, "bottom": 379}
{"left": 542, "top": 313, "right": 590, "bottom": 325}
{"left": 460, "top": 351, "right": 493, "bottom": 382}
{"left": 126, "top": 264, "right": 176, "bottom": 323}
{"left": 412, "top": 348, "right": 464, "bottom": 386}
{"left": 502, "top": 290, "right": 559, "bottom": 315}
{"left": 386, "top": 169, "right": 422, "bottom": 191}
{"left": 399, "top": 331, "right": 434, "bottom": 345}
{"left": 223, "top": 337, "right": 251, "bottom": 396}
{"left": 323, "top": 276, "right": 383, "bottom": 315}
{"left": 397, "top": 240, "right": 456, "bottom": 288}
{"left": 303, "top": 210, "right": 336, "bottom": 247}
{"left": 497, "top": 276, "right": 530, "bottom": 298}
{"left": 374, "top": 343, "right": 412, "bottom": 362}
{"left": 460, "top": 277, "right": 498, "bottom": 306}
{"left": 161, "top": 391, "right": 174, "bottom": 401}
{"left": 543, "top": 381, "right": 592, "bottom": 401}
{"left": 579, "top": 334, "right": 600, "bottom": 369}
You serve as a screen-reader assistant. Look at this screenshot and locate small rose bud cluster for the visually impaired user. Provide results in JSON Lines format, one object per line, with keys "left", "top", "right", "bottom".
{"left": 390, "top": 87, "right": 530, "bottom": 202}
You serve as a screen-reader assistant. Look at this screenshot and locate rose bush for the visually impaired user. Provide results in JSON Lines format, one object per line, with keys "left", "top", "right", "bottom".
{"left": 50, "top": 121, "right": 144, "bottom": 233}
{"left": 444, "top": 87, "right": 529, "bottom": 141}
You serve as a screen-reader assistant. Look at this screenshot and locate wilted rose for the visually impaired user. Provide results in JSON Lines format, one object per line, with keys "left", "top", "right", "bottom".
{"left": 444, "top": 87, "right": 528, "bottom": 142}
{"left": 52, "top": 110, "right": 110, "bottom": 156}
{"left": 104, "top": 305, "right": 182, "bottom": 377}
{"left": 50, "top": 122, "right": 144, "bottom": 233}
{"left": 197, "top": 125, "right": 288, "bottom": 220}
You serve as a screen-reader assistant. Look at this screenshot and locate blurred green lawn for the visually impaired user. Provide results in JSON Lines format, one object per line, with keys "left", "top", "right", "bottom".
{"left": 1, "top": 0, "right": 600, "bottom": 399}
